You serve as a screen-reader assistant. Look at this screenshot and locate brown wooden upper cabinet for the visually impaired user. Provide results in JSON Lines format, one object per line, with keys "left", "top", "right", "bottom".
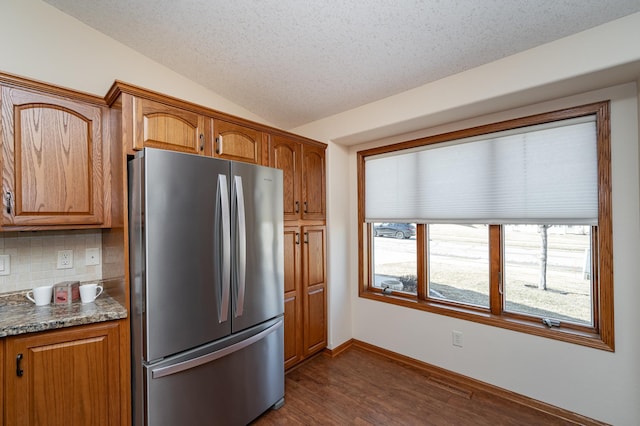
{"left": 213, "top": 120, "right": 263, "bottom": 164}
{"left": 301, "top": 144, "right": 326, "bottom": 221}
{"left": 270, "top": 135, "right": 325, "bottom": 221}
{"left": 0, "top": 86, "right": 105, "bottom": 227}
{"left": 132, "top": 97, "right": 207, "bottom": 154}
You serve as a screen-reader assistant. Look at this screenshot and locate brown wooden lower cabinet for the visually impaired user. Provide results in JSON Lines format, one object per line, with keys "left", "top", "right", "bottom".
{"left": 0, "top": 337, "right": 4, "bottom": 424}
{"left": 4, "top": 321, "right": 122, "bottom": 426}
{"left": 283, "top": 224, "right": 327, "bottom": 370}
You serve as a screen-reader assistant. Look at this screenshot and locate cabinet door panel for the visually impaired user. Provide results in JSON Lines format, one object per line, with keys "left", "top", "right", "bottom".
{"left": 284, "top": 294, "right": 301, "bottom": 369}
{"left": 1, "top": 86, "right": 104, "bottom": 226}
{"left": 304, "top": 286, "right": 326, "bottom": 355}
{"left": 18, "top": 106, "right": 91, "bottom": 213}
{"left": 270, "top": 135, "right": 300, "bottom": 221}
{"left": 304, "top": 226, "right": 326, "bottom": 287}
{"left": 283, "top": 227, "right": 300, "bottom": 294}
{"left": 283, "top": 226, "right": 302, "bottom": 369}
{"left": 301, "top": 144, "right": 326, "bottom": 220}
{"left": 134, "top": 97, "right": 205, "bottom": 154}
{"left": 302, "top": 226, "right": 326, "bottom": 356}
{"left": 214, "top": 120, "right": 261, "bottom": 164}
{"left": 4, "top": 322, "right": 120, "bottom": 426}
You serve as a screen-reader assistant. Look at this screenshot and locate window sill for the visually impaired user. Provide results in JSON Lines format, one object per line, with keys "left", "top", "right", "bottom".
{"left": 359, "top": 289, "right": 613, "bottom": 352}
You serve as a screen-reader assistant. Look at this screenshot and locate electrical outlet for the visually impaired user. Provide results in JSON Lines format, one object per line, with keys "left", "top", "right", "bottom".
{"left": 452, "top": 330, "right": 463, "bottom": 347}
{"left": 85, "top": 248, "right": 100, "bottom": 266}
{"left": 57, "top": 250, "right": 73, "bottom": 269}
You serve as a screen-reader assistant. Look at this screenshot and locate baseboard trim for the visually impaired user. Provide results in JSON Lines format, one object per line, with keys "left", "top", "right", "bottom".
{"left": 323, "top": 339, "right": 354, "bottom": 357}
{"left": 326, "top": 339, "right": 608, "bottom": 426}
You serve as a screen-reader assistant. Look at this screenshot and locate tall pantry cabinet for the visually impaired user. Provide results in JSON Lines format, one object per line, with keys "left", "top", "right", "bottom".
{"left": 270, "top": 134, "right": 327, "bottom": 370}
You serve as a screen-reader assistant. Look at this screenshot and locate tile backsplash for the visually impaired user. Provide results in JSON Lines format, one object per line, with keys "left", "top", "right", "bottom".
{"left": 0, "top": 230, "right": 103, "bottom": 294}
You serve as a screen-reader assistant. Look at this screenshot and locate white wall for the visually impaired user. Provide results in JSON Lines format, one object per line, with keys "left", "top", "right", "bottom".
{"left": 292, "top": 14, "right": 640, "bottom": 426}
{"left": 325, "top": 142, "right": 352, "bottom": 348}
{"left": 0, "top": 0, "right": 270, "bottom": 125}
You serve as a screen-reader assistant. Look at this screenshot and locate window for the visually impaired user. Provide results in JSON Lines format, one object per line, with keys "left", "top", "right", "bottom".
{"left": 358, "top": 102, "right": 614, "bottom": 351}
{"left": 372, "top": 222, "right": 417, "bottom": 294}
{"left": 502, "top": 224, "right": 594, "bottom": 326}
{"left": 428, "top": 224, "right": 489, "bottom": 308}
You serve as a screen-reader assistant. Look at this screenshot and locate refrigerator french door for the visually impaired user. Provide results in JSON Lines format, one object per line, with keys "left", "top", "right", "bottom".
{"left": 129, "top": 148, "right": 284, "bottom": 426}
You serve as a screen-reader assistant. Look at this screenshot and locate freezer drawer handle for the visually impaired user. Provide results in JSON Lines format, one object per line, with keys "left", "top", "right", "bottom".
{"left": 151, "top": 319, "right": 283, "bottom": 379}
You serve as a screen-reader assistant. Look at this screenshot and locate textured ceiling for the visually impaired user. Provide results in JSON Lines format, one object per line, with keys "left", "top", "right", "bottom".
{"left": 43, "top": 0, "right": 640, "bottom": 130}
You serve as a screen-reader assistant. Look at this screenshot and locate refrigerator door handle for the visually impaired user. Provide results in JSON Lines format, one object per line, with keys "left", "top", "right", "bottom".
{"left": 151, "top": 319, "right": 283, "bottom": 379}
{"left": 219, "top": 174, "right": 231, "bottom": 323}
{"left": 234, "top": 175, "right": 247, "bottom": 317}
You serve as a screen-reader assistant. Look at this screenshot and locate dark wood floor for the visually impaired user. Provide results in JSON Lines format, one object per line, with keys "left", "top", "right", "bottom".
{"left": 253, "top": 347, "right": 589, "bottom": 425}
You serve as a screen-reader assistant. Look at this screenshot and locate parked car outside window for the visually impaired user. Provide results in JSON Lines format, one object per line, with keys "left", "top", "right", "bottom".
{"left": 374, "top": 223, "right": 416, "bottom": 239}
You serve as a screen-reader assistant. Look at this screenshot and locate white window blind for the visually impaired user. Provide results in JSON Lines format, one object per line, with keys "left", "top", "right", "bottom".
{"left": 364, "top": 116, "right": 598, "bottom": 225}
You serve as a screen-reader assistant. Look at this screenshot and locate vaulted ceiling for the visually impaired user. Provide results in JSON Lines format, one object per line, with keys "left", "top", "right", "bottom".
{"left": 43, "top": 0, "right": 640, "bottom": 130}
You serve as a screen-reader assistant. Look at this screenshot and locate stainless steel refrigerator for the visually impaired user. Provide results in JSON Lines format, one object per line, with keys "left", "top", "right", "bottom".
{"left": 128, "top": 148, "right": 284, "bottom": 426}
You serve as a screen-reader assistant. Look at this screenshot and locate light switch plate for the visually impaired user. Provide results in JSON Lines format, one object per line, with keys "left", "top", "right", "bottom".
{"left": 452, "top": 330, "right": 463, "bottom": 347}
{"left": 85, "top": 248, "right": 100, "bottom": 266}
{"left": 0, "top": 254, "right": 10, "bottom": 275}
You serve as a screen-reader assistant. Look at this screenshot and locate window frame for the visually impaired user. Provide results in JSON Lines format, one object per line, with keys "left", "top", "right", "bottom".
{"left": 357, "top": 101, "right": 614, "bottom": 351}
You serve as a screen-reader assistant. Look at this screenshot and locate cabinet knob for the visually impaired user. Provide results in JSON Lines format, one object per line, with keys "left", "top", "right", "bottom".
{"left": 16, "top": 353, "right": 23, "bottom": 377}
{"left": 199, "top": 134, "right": 205, "bottom": 152}
{"left": 216, "top": 135, "right": 223, "bottom": 154}
{"left": 304, "top": 232, "right": 309, "bottom": 244}
{"left": 295, "top": 201, "right": 300, "bottom": 214}
{"left": 303, "top": 201, "right": 308, "bottom": 213}
{"left": 295, "top": 232, "right": 300, "bottom": 245}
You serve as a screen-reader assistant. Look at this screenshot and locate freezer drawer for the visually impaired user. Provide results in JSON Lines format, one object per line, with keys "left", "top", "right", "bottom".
{"left": 143, "top": 318, "right": 284, "bottom": 426}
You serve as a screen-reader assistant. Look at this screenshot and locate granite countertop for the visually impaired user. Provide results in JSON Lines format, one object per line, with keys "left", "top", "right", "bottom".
{"left": 0, "top": 290, "right": 127, "bottom": 338}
